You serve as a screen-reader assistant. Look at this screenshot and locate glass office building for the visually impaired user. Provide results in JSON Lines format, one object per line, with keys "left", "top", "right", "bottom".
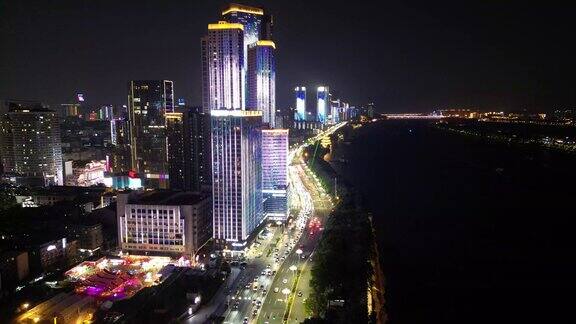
{"left": 211, "top": 110, "right": 263, "bottom": 248}
{"left": 317, "top": 86, "right": 329, "bottom": 124}
{"left": 202, "top": 22, "right": 245, "bottom": 111}
{"left": 294, "top": 87, "right": 306, "bottom": 121}
{"left": 261, "top": 129, "right": 289, "bottom": 221}
{"left": 0, "top": 101, "right": 63, "bottom": 186}
{"left": 127, "top": 80, "right": 174, "bottom": 189}
{"left": 247, "top": 41, "right": 276, "bottom": 127}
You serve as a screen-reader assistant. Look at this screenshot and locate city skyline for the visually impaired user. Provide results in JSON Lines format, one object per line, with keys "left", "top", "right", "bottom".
{"left": 3, "top": 2, "right": 576, "bottom": 324}
{"left": 2, "top": 1, "right": 574, "bottom": 112}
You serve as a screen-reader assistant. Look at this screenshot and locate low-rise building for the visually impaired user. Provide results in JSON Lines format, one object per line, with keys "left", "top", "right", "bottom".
{"left": 28, "top": 237, "right": 78, "bottom": 272}
{"left": 69, "top": 223, "right": 104, "bottom": 254}
{"left": 64, "top": 160, "right": 107, "bottom": 187}
{"left": 117, "top": 191, "right": 212, "bottom": 258}
{"left": 15, "top": 292, "right": 95, "bottom": 324}
{"left": 0, "top": 251, "right": 29, "bottom": 298}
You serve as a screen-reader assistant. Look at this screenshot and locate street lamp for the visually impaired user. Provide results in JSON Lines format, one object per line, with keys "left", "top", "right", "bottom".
{"left": 282, "top": 287, "right": 291, "bottom": 302}
{"left": 296, "top": 249, "right": 303, "bottom": 258}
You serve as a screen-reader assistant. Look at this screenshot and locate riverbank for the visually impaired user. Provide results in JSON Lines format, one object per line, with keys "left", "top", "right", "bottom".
{"left": 330, "top": 119, "right": 576, "bottom": 323}
{"left": 303, "top": 125, "right": 387, "bottom": 323}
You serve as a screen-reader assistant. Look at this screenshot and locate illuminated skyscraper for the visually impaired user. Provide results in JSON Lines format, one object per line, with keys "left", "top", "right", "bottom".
{"left": 127, "top": 80, "right": 174, "bottom": 189}
{"left": 211, "top": 110, "right": 263, "bottom": 250}
{"left": 99, "top": 105, "right": 114, "bottom": 121}
{"left": 202, "top": 22, "right": 245, "bottom": 112}
{"left": 222, "top": 4, "right": 270, "bottom": 108}
{"left": 0, "top": 101, "right": 63, "bottom": 186}
{"left": 317, "top": 86, "right": 329, "bottom": 124}
{"left": 261, "top": 129, "right": 289, "bottom": 221}
{"left": 222, "top": 4, "right": 265, "bottom": 48}
{"left": 294, "top": 87, "right": 306, "bottom": 121}
{"left": 247, "top": 40, "right": 276, "bottom": 127}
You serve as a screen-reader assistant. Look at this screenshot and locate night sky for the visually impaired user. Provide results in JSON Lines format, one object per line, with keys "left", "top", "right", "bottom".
{"left": 1, "top": 0, "right": 574, "bottom": 113}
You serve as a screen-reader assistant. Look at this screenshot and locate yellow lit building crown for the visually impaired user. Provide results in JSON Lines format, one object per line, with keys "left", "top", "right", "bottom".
{"left": 222, "top": 4, "right": 264, "bottom": 16}
{"left": 208, "top": 21, "right": 244, "bottom": 31}
{"left": 256, "top": 40, "right": 276, "bottom": 49}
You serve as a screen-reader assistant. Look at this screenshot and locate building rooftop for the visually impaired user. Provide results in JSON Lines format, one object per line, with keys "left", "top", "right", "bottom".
{"left": 129, "top": 190, "right": 209, "bottom": 206}
{"left": 31, "top": 186, "right": 107, "bottom": 197}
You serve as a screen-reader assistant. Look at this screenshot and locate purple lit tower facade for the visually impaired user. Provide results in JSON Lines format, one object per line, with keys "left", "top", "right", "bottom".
{"left": 203, "top": 14, "right": 265, "bottom": 254}
{"left": 248, "top": 41, "right": 276, "bottom": 127}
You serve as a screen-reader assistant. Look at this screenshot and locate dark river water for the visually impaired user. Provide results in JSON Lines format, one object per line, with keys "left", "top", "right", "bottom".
{"left": 334, "top": 120, "right": 576, "bottom": 323}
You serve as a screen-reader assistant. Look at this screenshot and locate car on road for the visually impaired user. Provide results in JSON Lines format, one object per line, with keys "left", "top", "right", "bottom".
{"left": 252, "top": 309, "right": 258, "bottom": 317}
{"left": 298, "top": 291, "right": 303, "bottom": 297}
{"left": 243, "top": 317, "right": 249, "bottom": 324}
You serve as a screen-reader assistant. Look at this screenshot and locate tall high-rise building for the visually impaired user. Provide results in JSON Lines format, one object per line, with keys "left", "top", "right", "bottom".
{"left": 317, "top": 86, "right": 329, "bottom": 124}
{"left": 222, "top": 4, "right": 265, "bottom": 46}
{"left": 202, "top": 22, "right": 245, "bottom": 112}
{"left": 183, "top": 107, "right": 210, "bottom": 191}
{"left": 110, "top": 117, "right": 131, "bottom": 173}
{"left": 247, "top": 40, "right": 276, "bottom": 127}
{"left": 261, "top": 129, "right": 289, "bottom": 221}
{"left": 211, "top": 110, "right": 263, "bottom": 249}
{"left": 0, "top": 101, "right": 63, "bottom": 186}
{"left": 367, "top": 102, "right": 375, "bottom": 118}
{"left": 99, "top": 105, "right": 114, "bottom": 121}
{"left": 166, "top": 112, "right": 185, "bottom": 190}
{"left": 330, "top": 98, "right": 341, "bottom": 124}
{"left": 221, "top": 4, "right": 270, "bottom": 108}
{"left": 294, "top": 87, "right": 306, "bottom": 121}
{"left": 127, "top": 80, "right": 174, "bottom": 189}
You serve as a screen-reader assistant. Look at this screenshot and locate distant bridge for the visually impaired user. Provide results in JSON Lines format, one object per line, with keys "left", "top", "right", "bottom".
{"left": 383, "top": 113, "right": 444, "bottom": 119}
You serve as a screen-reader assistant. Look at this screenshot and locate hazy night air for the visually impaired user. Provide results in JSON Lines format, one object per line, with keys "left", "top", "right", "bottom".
{"left": 2, "top": 1, "right": 576, "bottom": 324}
{"left": 1, "top": 0, "right": 575, "bottom": 112}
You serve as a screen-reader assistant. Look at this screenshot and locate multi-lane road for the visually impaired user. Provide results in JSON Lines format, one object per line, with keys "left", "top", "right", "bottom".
{"left": 183, "top": 123, "right": 345, "bottom": 324}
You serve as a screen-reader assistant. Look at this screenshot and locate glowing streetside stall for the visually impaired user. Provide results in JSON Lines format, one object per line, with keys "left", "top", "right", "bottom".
{"left": 65, "top": 255, "right": 172, "bottom": 300}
